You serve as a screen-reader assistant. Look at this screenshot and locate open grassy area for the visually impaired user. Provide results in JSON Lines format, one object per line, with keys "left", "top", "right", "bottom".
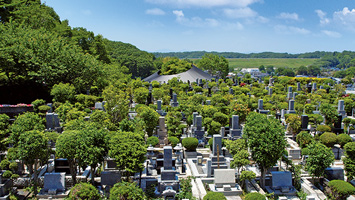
{"left": 227, "top": 58, "right": 318, "bottom": 70}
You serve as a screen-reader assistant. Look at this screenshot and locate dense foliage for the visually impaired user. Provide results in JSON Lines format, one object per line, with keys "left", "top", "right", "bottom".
{"left": 67, "top": 183, "right": 101, "bottom": 200}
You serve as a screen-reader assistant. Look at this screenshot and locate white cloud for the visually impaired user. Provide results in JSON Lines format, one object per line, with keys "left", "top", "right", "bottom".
{"left": 172, "top": 10, "right": 219, "bottom": 27}
{"left": 146, "top": 8, "right": 166, "bottom": 15}
{"left": 277, "top": 12, "right": 299, "bottom": 21}
{"left": 223, "top": 7, "right": 258, "bottom": 18}
{"left": 315, "top": 9, "right": 330, "bottom": 25}
{"left": 333, "top": 7, "right": 355, "bottom": 31}
{"left": 257, "top": 16, "right": 269, "bottom": 23}
{"left": 274, "top": 25, "right": 310, "bottom": 35}
{"left": 146, "top": 0, "right": 261, "bottom": 8}
{"left": 322, "top": 30, "right": 342, "bottom": 38}
{"left": 224, "top": 22, "right": 244, "bottom": 30}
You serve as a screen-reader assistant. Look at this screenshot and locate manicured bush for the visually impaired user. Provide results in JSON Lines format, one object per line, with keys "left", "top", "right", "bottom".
{"left": 67, "top": 183, "right": 100, "bottom": 200}
{"left": 336, "top": 134, "right": 352, "bottom": 148}
{"left": 110, "top": 181, "right": 145, "bottom": 200}
{"left": 182, "top": 137, "right": 199, "bottom": 151}
{"left": 301, "top": 147, "right": 310, "bottom": 156}
{"left": 316, "top": 125, "right": 331, "bottom": 133}
{"left": 147, "top": 136, "right": 159, "bottom": 147}
{"left": 0, "top": 159, "right": 10, "bottom": 170}
{"left": 2, "top": 170, "right": 12, "bottom": 179}
{"left": 38, "top": 105, "right": 51, "bottom": 112}
{"left": 168, "top": 136, "right": 179, "bottom": 147}
{"left": 31, "top": 99, "right": 46, "bottom": 112}
{"left": 320, "top": 132, "right": 337, "bottom": 147}
{"left": 203, "top": 191, "right": 227, "bottom": 200}
{"left": 296, "top": 131, "right": 314, "bottom": 148}
{"left": 11, "top": 174, "right": 19, "bottom": 179}
{"left": 328, "top": 180, "right": 355, "bottom": 200}
{"left": 9, "top": 162, "right": 18, "bottom": 172}
{"left": 208, "top": 138, "right": 213, "bottom": 150}
{"left": 244, "top": 192, "right": 266, "bottom": 200}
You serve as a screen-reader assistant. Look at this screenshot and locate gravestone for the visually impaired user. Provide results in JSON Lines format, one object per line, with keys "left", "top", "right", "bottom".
{"left": 101, "top": 171, "right": 121, "bottom": 186}
{"left": 320, "top": 85, "right": 324, "bottom": 90}
{"left": 229, "top": 88, "right": 233, "bottom": 95}
{"left": 194, "top": 115, "right": 205, "bottom": 142}
{"left": 157, "top": 100, "right": 162, "bottom": 110}
{"left": 268, "top": 88, "right": 273, "bottom": 96}
{"left": 297, "top": 82, "right": 301, "bottom": 91}
{"left": 258, "top": 99, "right": 269, "bottom": 114}
{"left": 293, "top": 92, "right": 298, "bottom": 100}
{"left": 301, "top": 115, "right": 310, "bottom": 132}
{"left": 312, "top": 83, "right": 317, "bottom": 91}
{"left": 287, "top": 100, "right": 296, "bottom": 114}
{"left": 158, "top": 146, "right": 179, "bottom": 198}
{"left": 269, "top": 78, "right": 274, "bottom": 86}
{"left": 171, "top": 93, "right": 179, "bottom": 107}
{"left": 338, "top": 100, "right": 346, "bottom": 116}
{"left": 229, "top": 115, "right": 242, "bottom": 139}
{"left": 95, "top": 102, "right": 103, "bottom": 110}
{"left": 281, "top": 109, "right": 285, "bottom": 119}
{"left": 287, "top": 92, "right": 292, "bottom": 99}
{"left": 212, "top": 135, "right": 222, "bottom": 156}
{"left": 288, "top": 86, "right": 292, "bottom": 93}
{"left": 43, "top": 173, "right": 65, "bottom": 194}
{"left": 325, "top": 167, "right": 344, "bottom": 181}
{"left": 333, "top": 114, "right": 343, "bottom": 134}
{"left": 220, "top": 127, "right": 225, "bottom": 138}
{"left": 271, "top": 171, "right": 293, "bottom": 191}
{"left": 214, "top": 169, "right": 235, "bottom": 188}
{"left": 47, "top": 103, "right": 53, "bottom": 113}
{"left": 158, "top": 117, "right": 167, "bottom": 145}
{"left": 192, "top": 112, "right": 199, "bottom": 127}
{"left": 46, "top": 113, "right": 60, "bottom": 130}
{"left": 54, "top": 159, "right": 70, "bottom": 174}
{"left": 307, "top": 84, "right": 312, "bottom": 93}
{"left": 206, "top": 100, "right": 211, "bottom": 105}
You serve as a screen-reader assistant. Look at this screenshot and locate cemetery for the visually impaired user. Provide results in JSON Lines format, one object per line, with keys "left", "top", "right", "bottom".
{"left": 1, "top": 71, "right": 355, "bottom": 200}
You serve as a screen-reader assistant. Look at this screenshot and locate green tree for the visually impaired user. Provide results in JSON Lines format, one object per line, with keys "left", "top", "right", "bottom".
{"left": 166, "top": 111, "right": 182, "bottom": 137}
{"left": 305, "top": 142, "right": 334, "bottom": 181}
{"left": 240, "top": 171, "right": 256, "bottom": 189}
{"left": 286, "top": 114, "right": 301, "bottom": 139}
{"left": 225, "top": 139, "right": 247, "bottom": 156}
{"left": 231, "top": 150, "right": 249, "bottom": 174}
{"left": 109, "top": 131, "right": 146, "bottom": 179}
{"left": 10, "top": 112, "right": 44, "bottom": 145}
{"left": 137, "top": 106, "right": 159, "bottom": 137}
{"left": 51, "top": 83, "right": 76, "bottom": 103}
{"left": 198, "top": 53, "right": 229, "bottom": 77}
{"left": 76, "top": 122, "right": 109, "bottom": 184}
{"left": 103, "top": 85, "right": 129, "bottom": 124}
{"left": 244, "top": 112, "right": 287, "bottom": 188}
{"left": 296, "top": 131, "right": 314, "bottom": 148}
{"left": 320, "top": 132, "right": 337, "bottom": 148}
{"left": 18, "top": 130, "right": 48, "bottom": 196}
{"left": 133, "top": 87, "right": 149, "bottom": 104}
{"left": 56, "top": 131, "right": 80, "bottom": 185}
{"left": 67, "top": 182, "right": 100, "bottom": 200}
{"left": 110, "top": 181, "right": 145, "bottom": 200}
{"left": 343, "top": 142, "right": 355, "bottom": 181}
{"left": 320, "top": 103, "right": 338, "bottom": 126}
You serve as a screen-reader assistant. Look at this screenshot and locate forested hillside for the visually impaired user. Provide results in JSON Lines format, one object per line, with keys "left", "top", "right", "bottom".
{"left": 0, "top": 0, "right": 157, "bottom": 103}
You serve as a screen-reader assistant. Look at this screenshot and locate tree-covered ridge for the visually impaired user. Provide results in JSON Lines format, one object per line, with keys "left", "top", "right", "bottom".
{"left": 153, "top": 51, "right": 334, "bottom": 59}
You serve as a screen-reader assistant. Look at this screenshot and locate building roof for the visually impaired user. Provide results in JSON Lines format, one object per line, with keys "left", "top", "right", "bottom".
{"left": 143, "top": 65, "right": 213, "bottom": 83}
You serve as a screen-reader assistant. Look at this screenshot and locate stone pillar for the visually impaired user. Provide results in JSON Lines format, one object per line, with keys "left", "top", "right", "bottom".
{"left": 212, "top": 135, "right": 222, "bottom": 156}
{"left": 297, "top": 82, "right": 301, "bottom": 91}
{"left": 163, "top": 146, "right": 173, "bottom": 170}
{"left": 231, "top": 115, "right": 239, "bottom": 130}
{"left": 268, "top": 88, "right": 273, "bottom": 96}
{"left": 157, "top": 100, "right": 162, "bottom": 110}
{"left": 258, "top": 99, "right": 263, "bottom": 110}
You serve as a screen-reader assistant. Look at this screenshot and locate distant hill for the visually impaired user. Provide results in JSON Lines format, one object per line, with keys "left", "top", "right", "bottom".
{"left": 153, "top": 51, "right": 333, "bottom": 59}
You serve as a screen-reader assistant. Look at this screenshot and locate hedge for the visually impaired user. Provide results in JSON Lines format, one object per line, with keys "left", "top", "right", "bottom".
{"left": 182, "top": 137, "right": 198, "bottom": 151}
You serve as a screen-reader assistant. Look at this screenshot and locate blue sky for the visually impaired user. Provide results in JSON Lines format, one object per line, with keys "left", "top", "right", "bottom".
{"left": 45, "top": 0, "right": 355, "bottom": 53}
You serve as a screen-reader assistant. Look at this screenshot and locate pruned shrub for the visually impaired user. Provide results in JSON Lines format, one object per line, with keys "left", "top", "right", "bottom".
{"left": 146, "top": 136, "right": 159, "bottom": 147}
{"left": 296, "top": 131, "right": 314, "bottom": 148}
{"left": 316, "top": 125, "right": 331, "bottom": 133}
{"left": 203, "top": 191, "right": 227, "bottom": 200}
{"left": 0, "top": 159, "right": 10, "bottom": 170}
{"left": 327, "top": 180, "right": 355, "bottom": 200}
{"left": 320, "top": 132, "right": 337, "bottom": 148}
{"left": 182, "top": 137, "right": 198, "bottom": 151}
{"left": 67, "top": 183, "right": 100, "bottom": 200}
{"left": 168, "top": 136, "right": 179, "bottom": 147}
{"left": 336, "top": 134, "right": 352, "bottom": 148}
{"left": 244, "top": 192, "right": 266, "bottom": 200}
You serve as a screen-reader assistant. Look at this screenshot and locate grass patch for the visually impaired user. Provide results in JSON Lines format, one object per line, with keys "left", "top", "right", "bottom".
{"left": 228, "top": 58, "right": 318, "bottom": 70}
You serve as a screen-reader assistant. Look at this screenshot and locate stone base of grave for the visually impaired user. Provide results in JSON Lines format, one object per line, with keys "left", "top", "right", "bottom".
{"left": 208, "top": 184, "right": 242, "bottom": 196}
{"left": 332, "top": 128, "right": 344, "bottom": 135}
{"left": 265, "top": 186, "right": 297, "bottom": 196}
{"left": 170, "top": 102, "right": 179, "bottom": 107}
{"left": 338, "top": 110, "right": 346, "bottom": 116}
{"left": 228, "top": 129, "right": 242, "bottom": 140}
{"left": 156, "top": 110, "right": 167, "bottom": 116}
{"left": 287, "top": 110, "right": 296, "bottom": 114}
{"left": 37, "top": 190, "right": 70, "bottom": 199}
{"left": 258, "top": 109, "right": 270, "bottom": 114}
{"left": 210, "top": 155, "right": 228, "bottom": 175}
{"left": 313, "top": 111, "right": 321, "bottom": 114}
